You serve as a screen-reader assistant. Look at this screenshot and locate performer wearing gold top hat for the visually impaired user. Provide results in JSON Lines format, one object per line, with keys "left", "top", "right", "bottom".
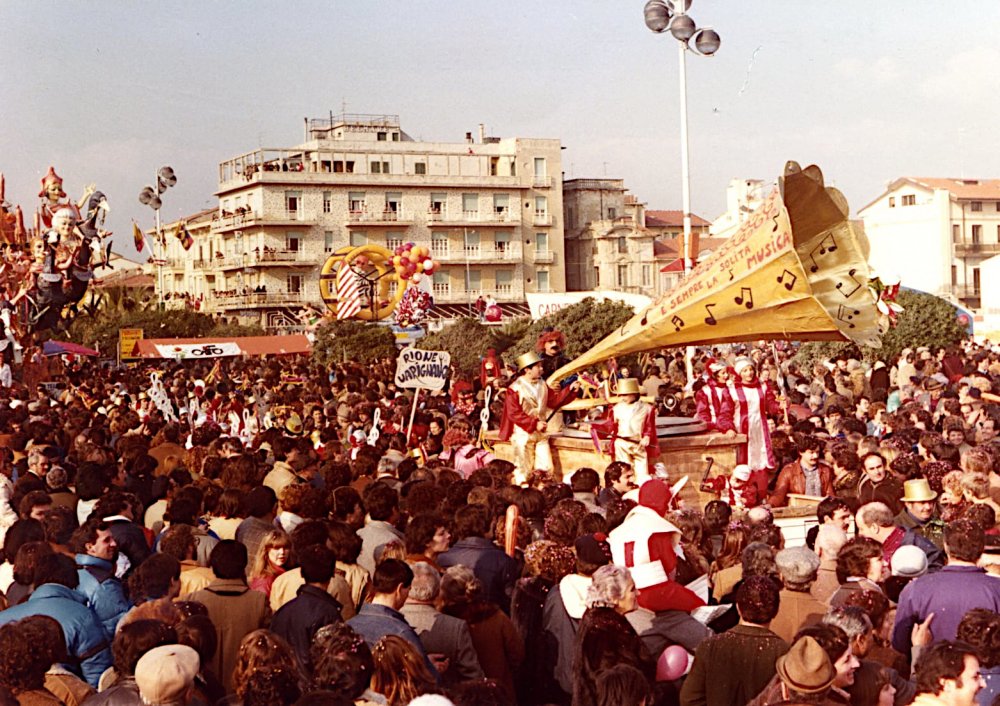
{"left": 498, "top": 351, "right": 580, "bottom": 483}
{"left": 589, "top": 378, "right": 659, "bottom": 483}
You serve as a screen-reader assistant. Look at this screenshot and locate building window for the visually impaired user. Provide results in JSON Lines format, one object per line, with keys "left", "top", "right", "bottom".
{"left": 324, "top": 231, "right": 335, "bottom": 252}
{"left": 534, "top": 196, "right": 548, "bottom": 216}
{"left": 322, "top": 192, "right": 332, "bottom": 213}
{"left": 286, "top": 232, "right": 301, "bottom": 252}
{"left": 465, "top": 269, "right": 481, "bottom": 293}
{"left": 951, "top": 265, "right": 957, "bottom": 287}
{"left": 901, "top": 194, "right": 915, "bottom": 206}
{"left": 510, "top": 158, "right": 516, "bottom": 177}
{"left": 996, "top": 201, "right": 1000, "bottom": 212}
{"left": 414, "top": 162, "right": 426, "bottom": 175}
{"left": 607, "top": 207, "right": 617, "bottom": 220}
{"left": 617, "top": 236, "right": 628, "bottom": 254}
{"left": 349, "top": 192, "right": 366, "bottom": 214}
{"left": 462, "top": 193, "right": 479, "bottom": 217}
{"left": 952, "top": 224, "right": 961, "bottom": 242}
{"left": 377, "top": 131, "right": 387, "bottom": 141}
{"left": 974, "top": 267, "right": 981, "bottom": 294}
{"left": 495, "top": 270, "right": 513, "bottom": 294}
{"left": 888, "top": 197, "right": 895, "bottom": 208}
{"left": 972, "top": 201, "right": 983, "bottom": 212}
{"left": 495, "top": 231, "right": 510, "bottom": 253}
{"left": 333, "top": 160, "right": 355, "bottom": 173}
{"left": 350, "top": 232, "right": 366, "bottom": 247}
{"left": 490, "top": 157, "right": 499, "bottom": 176}
{"left": 534, "top": 157, "right": 546, "bottom": 177}
{"left": 284, "top": 191, "right": 301, "bottom": 213}
{"left": 973, "top": 224, "right": 983, "bottom": 243}
{"left": 386, "top": 232, "right": 404, "bottom": 251}
{"left": 642, "top": 264, "right": 652, "bottom": 288}
{"left": 594, "top": 267, "right": 600, "bottom": 288}
{"left": 429, "top": 193, "right": 446, "bottom": 215}
{"left": 384, "top": 193, "right": 402, "bottom": 215}
{"left": 536, "top": 232, "right": 549, "bottom": 254}
{"left": 537, "top": 270, "right": 550, "bottom": 292}
{"left": 493, "top": 194, "right": 509, "bottom": 215}
{"left": 432, "top": 231, "right": 449, "bottom": 256}
{"left": 370, "top": 161, "right": 389, "bottom": 174}
{"left": 617, "top": 264, "right": 628, "bottom": 287}
{"left": 287, "top": 275, "right": 303, "bottom": 294}
{"left": 464, "top": 230, "right": 481, "bottom": 255}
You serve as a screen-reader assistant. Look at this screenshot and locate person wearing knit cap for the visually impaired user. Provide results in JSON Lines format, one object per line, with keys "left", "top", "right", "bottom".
{"left": 607, "top": 479, "right": 704, "bottom": 613}
{"left": 694, "top": 360, "right": 737, "bottom": 435}
{"left": 134, "top": 644, "right": 200, "bottom": 706}
{"left": 727, "top": 357, "right": 784, "bottom": 499}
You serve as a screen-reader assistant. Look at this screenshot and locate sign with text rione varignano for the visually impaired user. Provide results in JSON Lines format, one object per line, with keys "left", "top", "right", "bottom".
{"left": 394, "top": 347, "right": 450, "bottom": 391}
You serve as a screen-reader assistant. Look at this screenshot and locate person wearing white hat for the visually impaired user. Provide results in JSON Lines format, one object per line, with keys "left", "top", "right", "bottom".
{"left": 727, "top": 357, "right": 784, "bottom": 498}
{"left": 497, "top": 352, "right": 579, "bottom": 483}
{"left": 694, "top": 360, "right": 737, "bottom": 435}
{"left": 700, "top": 464, "right": 760, "bottom": 510}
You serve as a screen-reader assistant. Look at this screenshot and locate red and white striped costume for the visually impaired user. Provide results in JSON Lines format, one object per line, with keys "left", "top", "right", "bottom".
{"left": 728, "top": 378, "right": 781, "bottom": 497}
{"left": 608, "top": 481, "right": 704, "bottom": 613}
{"left": 694, "top": 380, "right": 736, "bottom": 433}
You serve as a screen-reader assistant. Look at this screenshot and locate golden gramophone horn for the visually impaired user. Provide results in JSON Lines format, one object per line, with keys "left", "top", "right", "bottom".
{"left": 550, "top": 161, "right": 882, "bottom": 383}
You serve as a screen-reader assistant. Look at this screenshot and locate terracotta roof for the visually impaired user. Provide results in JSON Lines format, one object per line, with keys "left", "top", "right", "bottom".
{"left": 653, "top": 236, "right": 728, "bottom": 260}
{"left": 904, "top": 178, "right": 1000, "bottom": 200}
{"left": 645, "top": 210, "right": 711, "bottom": 228}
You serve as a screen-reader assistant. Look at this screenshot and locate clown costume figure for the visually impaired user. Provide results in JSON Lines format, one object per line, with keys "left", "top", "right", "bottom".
{"left": 694, "top": 360, "right": 737, "bottom": 434}
{"left": 728, "top": 357, "right": 784, "bottom": 499}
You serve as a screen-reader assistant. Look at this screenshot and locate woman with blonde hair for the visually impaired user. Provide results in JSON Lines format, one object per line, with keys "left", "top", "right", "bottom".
{"left": 370, "top": 635, "right": 436, "bottom": 706}
{"left": 229, "top": 629, "right": 303, "bottom": 705}
{"left": 248, "top": 529, "right": 291, "bottom": 598}
{"left": 709, "top": 521, "right": 750, "bottom": 600}
{"left": 440, "top": 564, "right": 524, "bottom": 700}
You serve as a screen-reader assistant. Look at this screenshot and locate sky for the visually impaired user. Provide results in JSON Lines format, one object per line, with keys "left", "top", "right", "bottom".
{"left": 3, "top": 1, "right": 1000, "bottom": 261}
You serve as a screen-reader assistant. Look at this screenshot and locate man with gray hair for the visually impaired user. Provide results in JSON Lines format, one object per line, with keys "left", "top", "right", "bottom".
{"left": 400, "top": 562, "right": 483, "bottom": 685}
{"left": 855, "top": 501, "right": 943, "bottom": 571}
{"left": 824, "top": 606, "right": 916, "bottom": 706}
{"left": 812, "top": 524, "right": 847, "bottom": 604}
{"left": 770, "top": 546, "right": 827, "bottom": 642}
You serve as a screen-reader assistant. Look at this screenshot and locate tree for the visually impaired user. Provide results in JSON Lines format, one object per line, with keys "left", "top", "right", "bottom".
{"left": 505, "top": 298, "right": 636, "bottom": 361}
{"left": 795, "top": 289, "right": 969, "bottom": 368}
{"left": 416, "top": 318, "right": 498, "bottom": 376}
{"left": 312, "top": 320, "right": 397, "bottom": 366}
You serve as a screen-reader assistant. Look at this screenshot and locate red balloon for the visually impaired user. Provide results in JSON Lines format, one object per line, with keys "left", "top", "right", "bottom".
{"left": 656, "top": 645, "right": 689, "bottom": 682}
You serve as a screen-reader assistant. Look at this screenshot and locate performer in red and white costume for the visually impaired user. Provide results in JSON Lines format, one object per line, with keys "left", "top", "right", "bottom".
{"left": 728, "top": 357, "right": 784, "bottom": 499}
{"left": 498, "top": 352, "right": 578, "bottom": 483}
{"left": 700, "top": 464, "right": 760, "bottom": 510}
{"left": 694, "top": 360, "right": 737, "bottom": 434}
{"left": 608, "top": 479, "right": 704, "bottom": 613}
{"left": 589, "top": 377, "right": 658, "bottom": 484}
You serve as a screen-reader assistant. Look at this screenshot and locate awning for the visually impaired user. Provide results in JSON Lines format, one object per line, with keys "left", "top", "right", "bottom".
{"left": 42, "top": 341, "right": 100, "bottom": 357}
{"left": 134, "top": 334, "right": 311, "bottom": 359}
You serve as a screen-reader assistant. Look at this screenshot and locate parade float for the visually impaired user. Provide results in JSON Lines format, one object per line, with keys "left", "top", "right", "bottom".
{"left": 487, "top": 161, "right": 886, "bottom": 516}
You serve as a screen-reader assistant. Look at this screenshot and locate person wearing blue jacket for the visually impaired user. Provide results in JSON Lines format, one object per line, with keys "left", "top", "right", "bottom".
{"left": 0, "top": 553, "right": 113, "bottom": 688}
{"left": 72, "top": 518, "right": 133, "bottom": 639}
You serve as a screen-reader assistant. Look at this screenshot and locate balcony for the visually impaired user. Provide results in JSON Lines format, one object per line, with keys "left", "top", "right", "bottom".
{"left": 954, "top": 241, "right": 1000, "bottom": 257}
{"left": 534, "top": 249, "right": 554, "bottom": 263}
{"left": 212, "top": 291, "right": 308, "bottom": 309}
{"left": 216, "top": 250, "right": 313, "bottom": 270}
{"left": 345, "top": 206, "right": 412, "bottom": 226}
{"left": 951, "top": 284, "right": 981, "bottom": 299}
{"left": 425, "top": 209, "right": 520, "bottom": 226}
{"left": 211, "top": 209, "right": 315, "bottom": 233}
{"left": 431, "top": 243, "right": 523, "bottom": 263}
{"left": 532, "top": 175, "right": 553, "bottom": 188}
{"left": 533, "top": 211, "right": 552, "bottom": 226}
{"left": 432, "top": 283, "right": 525, "bottom": 303}
{"left": 432, "top": 283, "right": 451, "bottom": 297}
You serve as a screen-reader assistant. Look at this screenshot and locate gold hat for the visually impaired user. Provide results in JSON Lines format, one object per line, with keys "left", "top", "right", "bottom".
{"left": 284, "top": 413, "right": 304, "bottom": 436}
{"left": 516, "top": 351, "right": 543, "bottom": 372}
{"left": 616, "top": 378, "right": 641, "bottom": 396}
{"left": 901, "top": 478, "right": 938, "bottom": 503}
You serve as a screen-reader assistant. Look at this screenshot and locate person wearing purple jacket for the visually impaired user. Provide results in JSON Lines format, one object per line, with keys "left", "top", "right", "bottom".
{"left": 892, "top": 520, "right": 1000, "bottom": 656}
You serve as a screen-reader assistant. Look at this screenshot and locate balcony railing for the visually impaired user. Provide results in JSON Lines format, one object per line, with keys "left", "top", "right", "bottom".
{"left": 426, "top": 209, "right": 520, "bottom": 225}
{"left": 345, "top": 206, "right": 412, "bottom": 224}
{"left": 533, "top": 211, "right": 552, "bottom": 226}
{"left": 951, "top": 284, "right": 981, "bottom": 299}
{"left": 431, "top": 244, "right": 523, "bottom": 262}
{"left": 533, "top": 175, "right": 553, "bottom": 188}
{"left": 211, "top": 209, "right": 315, "bottom": 232}
{"left": 212, "top": 291, "right": 308, "bottom": 307}
{"left": 534, "top": 249, "right": 554, "bottom": 263}
{"left": 432, "top": 283, "right": 451, "bottom": 297}
{"left": 212, "top": 250, "right": 311, "bottom": 269}
{"left": 954, "top": 242, "right": 1000, "bottom": 256}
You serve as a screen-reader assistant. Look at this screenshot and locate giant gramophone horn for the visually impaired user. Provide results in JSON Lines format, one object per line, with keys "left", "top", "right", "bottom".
{"left": 550, "top": 161, "right": 882, "bottom": 383}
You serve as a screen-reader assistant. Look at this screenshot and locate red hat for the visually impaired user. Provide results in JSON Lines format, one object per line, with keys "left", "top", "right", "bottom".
{"left": 638, "top": 479, "right": 673, "bottom": 516}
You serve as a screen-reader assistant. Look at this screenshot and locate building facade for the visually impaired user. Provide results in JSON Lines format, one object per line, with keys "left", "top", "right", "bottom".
{"left": 157, "top": 114, "right": 564, "bottom": 328}
{"left": 859, "top": 177, "right": 1000, "bottom": 310}
{"left": 562, "top": 178, "right": 710, "bottom": 298}
{"left": 709, "top": 178, "right": 766, "bottom": 239}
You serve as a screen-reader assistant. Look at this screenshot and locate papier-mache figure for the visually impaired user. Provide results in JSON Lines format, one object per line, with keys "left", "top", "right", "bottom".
{"left": 589, "top": 377, "right": 659, "bottom": 484}
{"left": 37, "top": 166, "right": 93, "bottom": 230}
{"left": 498, "top": 351, "right": 579, "bottom": 483}
{"left": 694, "top": 360, "right": 736, "bottom": 434}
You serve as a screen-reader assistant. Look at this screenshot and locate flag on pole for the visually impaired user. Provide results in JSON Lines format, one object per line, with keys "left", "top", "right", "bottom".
{"left": 132, "top": 222, "right": 145, "bottom": 253}
{"left": 173, "top": 222, "right": 194, "bottom": 251}
{"left": 336, "top": 261, "right": 362, "bottom": 320}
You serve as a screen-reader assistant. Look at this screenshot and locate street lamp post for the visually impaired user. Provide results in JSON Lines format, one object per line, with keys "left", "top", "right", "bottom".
{"left": 139, "top": 166, "right": 178, "bottom": 309}
{"left": 643, "top": 0, "right": 720, "bottom": 384}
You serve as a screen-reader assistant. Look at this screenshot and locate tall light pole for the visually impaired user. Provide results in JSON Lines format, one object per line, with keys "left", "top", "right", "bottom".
{"left": 139, "top": 166, "right": 178, "bottom": 309}
{"left": 644, "top": 0, "right": 720, "bottom": 383}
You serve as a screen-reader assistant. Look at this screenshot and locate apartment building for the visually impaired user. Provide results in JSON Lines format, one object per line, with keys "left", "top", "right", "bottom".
{"left": 860, "top": 177, "right": 1000, "bottom": 310}
{"left": 157, "top": 114, "right": 564, "bottom": 328}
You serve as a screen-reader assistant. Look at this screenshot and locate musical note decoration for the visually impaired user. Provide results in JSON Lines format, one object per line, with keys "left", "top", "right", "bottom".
{"left": 671, "top": 315, "right": 684, "bottom": 332}
{"left": 777, "top": 269, "right": 797, "bottom": 291}
{"left": 734, "top": 287, "right": 754, "bottom": 310}
{"left": 836, "top": 268, "right": 862, "bottom": 298}
{"left": 836, "top": 304, "right": 861, "bottom": 329}
{"left": 704, "top": 303, "right": 718, "bottom": 326}
{"left": 808, "top": 234, "right": 839, "bottom": 273}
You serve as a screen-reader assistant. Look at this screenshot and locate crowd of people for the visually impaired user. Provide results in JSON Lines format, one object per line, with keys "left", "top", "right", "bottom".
{"left": 0, "top": 336, "right": 997, "bottom": 705}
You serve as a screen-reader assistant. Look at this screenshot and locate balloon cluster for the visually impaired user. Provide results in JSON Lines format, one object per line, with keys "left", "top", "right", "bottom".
{"left": 392, "top": 242, "right": 435, "bottom": 283}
